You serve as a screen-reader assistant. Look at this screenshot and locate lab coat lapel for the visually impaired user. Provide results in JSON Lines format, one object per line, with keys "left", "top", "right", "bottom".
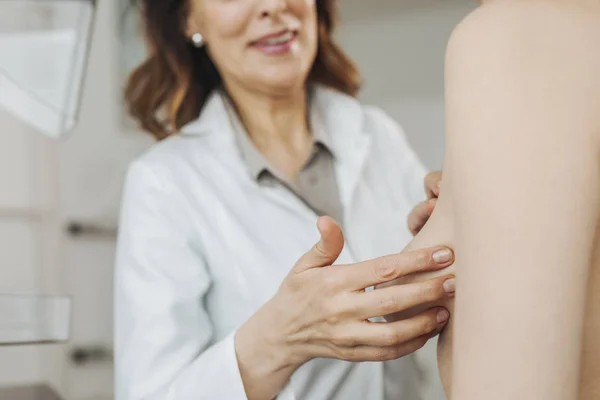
{"left": 313, "top": 88, "right": 372, "bottom": 223}
{"left": 335, "top": 132, "right": 371, "bottom": 219}
{"left": 181, "top": 91, "right": 322, "bottom": 220}
{"left": 182, "top": 87, "right": 374, "bottom": 223}
{"left": 180, "top": 91, "right": 231, "bottom": 139}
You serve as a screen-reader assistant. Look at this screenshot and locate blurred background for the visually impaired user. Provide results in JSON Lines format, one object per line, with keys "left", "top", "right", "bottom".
{"left": 0, "top": 0, "right": 476, "bottom": 399}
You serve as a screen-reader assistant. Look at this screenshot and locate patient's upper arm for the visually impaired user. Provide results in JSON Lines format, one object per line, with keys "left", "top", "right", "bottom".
{"left": 443, "top": 2, "right": 600, "bottom": 399}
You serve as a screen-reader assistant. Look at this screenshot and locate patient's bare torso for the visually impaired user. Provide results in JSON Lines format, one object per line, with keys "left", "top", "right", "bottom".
{"left": 386, "top": 2, "right": 600, "bottom": 396}
{"left": 401, "top": 201, "right": 600, "bottom": 399}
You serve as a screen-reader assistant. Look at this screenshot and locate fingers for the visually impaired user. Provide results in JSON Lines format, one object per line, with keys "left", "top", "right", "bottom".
{"left": 294, "top": 216, "right": 345, "bottom": 273}
{"left": 335, "top": 335, "right": 430, "bottom": 362}
{"left": 329, "top": 308, "right": 448, "bottom": 362}
{"left": 342, "top": 246, "right": 454, "bottom": 290}
{"left": 408, "top": 198, "right": 437, "bottom": 235}
{"left": 407, "top": 171, "right": 442, "bottom": 236}
{"left": 424, "top": 171, "right": 442, "bottom": 199}
{"left": 352, "top": 275, "right": 455, "bottom": 319}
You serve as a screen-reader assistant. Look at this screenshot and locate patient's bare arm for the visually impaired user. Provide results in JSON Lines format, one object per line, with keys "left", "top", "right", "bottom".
{"left": 392, "top": 1, "right": 600, "bottom": 399}
{"left": 386, "top": 3, "right": 600, "bottom": 398}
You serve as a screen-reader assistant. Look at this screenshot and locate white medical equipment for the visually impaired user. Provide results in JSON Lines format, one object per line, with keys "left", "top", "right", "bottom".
{"left": 0, "top": 0, "right": 94, "bottom": 139}
{"left": 0, "top": 0, "right": 96, "bottom": 348}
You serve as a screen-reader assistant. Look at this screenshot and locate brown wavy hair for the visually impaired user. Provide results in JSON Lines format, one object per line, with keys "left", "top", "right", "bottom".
{"left": 124, "top": 0, "right": 362, "bottom": 140}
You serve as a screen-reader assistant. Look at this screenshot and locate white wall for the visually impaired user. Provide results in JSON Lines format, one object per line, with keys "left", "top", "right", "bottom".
{"left": 0, "top": 0, "right": 151, "bottom": 397}
{"left": 0, "top": 108, "right": 64, "bottom": 391}
{"left": 337, "top": 0, "right": 476, "bottom": 170}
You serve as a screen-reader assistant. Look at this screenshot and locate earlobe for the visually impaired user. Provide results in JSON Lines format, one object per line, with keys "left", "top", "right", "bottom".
{"left": 185, "top": 19, "right": 205, "bottom": 47}
{"left": 191, "top": 33, "right": 205, "bottom": 47}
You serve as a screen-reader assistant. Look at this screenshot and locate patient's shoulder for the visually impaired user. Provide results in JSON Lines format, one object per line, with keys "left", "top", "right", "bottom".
{"left": 447, "top": 0, "right": 600, "bottom": 69}
{"left": 450, "top": 0, "right": 600, "bottom": 42}
{"left": 444, "top": 0, "right": 600, "bottom": 145}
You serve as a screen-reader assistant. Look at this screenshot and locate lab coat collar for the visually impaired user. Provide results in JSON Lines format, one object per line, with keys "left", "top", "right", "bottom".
{"left": 309, "top": 87, "right": 372, "bottom": 218}
{"left": 179, "top": 85, "right": 372, "bottom": 217}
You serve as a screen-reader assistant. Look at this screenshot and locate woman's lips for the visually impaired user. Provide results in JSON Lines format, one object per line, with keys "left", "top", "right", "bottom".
{"left": 250, "top": 30, "right": 298, "bottom": 55}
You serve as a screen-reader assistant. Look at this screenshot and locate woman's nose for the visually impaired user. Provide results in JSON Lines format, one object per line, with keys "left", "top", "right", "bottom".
{"left": 258, "top": 0, "right": 287, "bottom": 18}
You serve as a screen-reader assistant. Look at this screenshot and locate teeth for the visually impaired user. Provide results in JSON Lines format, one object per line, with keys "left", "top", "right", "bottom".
{"left": 263, "top": 31, "right": 293, "bottom": 45}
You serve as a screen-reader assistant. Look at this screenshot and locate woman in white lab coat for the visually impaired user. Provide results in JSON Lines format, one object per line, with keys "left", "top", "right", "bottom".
{"left": 114, "top": 0, "right": 456, "bottom": 399}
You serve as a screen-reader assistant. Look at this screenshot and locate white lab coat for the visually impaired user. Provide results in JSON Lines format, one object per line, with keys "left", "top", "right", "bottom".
{"left": 114, "top": 86, "right": 430, "bottom": 400}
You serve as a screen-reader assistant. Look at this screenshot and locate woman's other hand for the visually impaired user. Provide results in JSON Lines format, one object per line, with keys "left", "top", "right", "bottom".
{"left": 235, "top": 216, "right": 455, "bottom": 399}
{"left": 408, "top": 171, "right": 442, "bottom": 235}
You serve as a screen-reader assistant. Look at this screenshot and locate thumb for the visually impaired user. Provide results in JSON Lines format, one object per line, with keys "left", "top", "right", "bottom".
{"left": 294, "top": 216, "right": 344, "bottom": 273}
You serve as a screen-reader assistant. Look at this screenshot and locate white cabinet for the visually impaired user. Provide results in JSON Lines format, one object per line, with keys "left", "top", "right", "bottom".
{"left": 0, "top": 108, "right": 65, "bottom": 391}
{"left": 57, "top": 0, "right": 151, "bottom": 398}
{"left": 0, "top": 0, "right": 150, "bottom": 397}
{"left": 0, "top": 124, "right": 35, "bottom": 210}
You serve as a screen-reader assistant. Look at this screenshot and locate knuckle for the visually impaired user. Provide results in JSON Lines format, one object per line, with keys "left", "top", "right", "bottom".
{"left": 422, "top": 281, "right": 443, "bottom": 302}
{"left": 382, "top": 327, "right": 402, "bottom": 347}
{"left": 325, "top": 295, "right": 355, "bottom": 325}
{"left": 323, "top": 301, "right": 342, "bottom": 324}
{"left": 329, "top": 342, "right": 348, "bottom": 359}
{"left": 313, "top": 242, "right": 329, "bottom": 259}
{"left": 419, "top": 315, "right": 438, "bottom": 335}
{"left": 413, "top": 251, "right": 431, "bottom": 270}
{"left": 329, "top": 331, "right": 347, "bottom": 347}
{"left": 373, "top": 257, "right": 398, "bottom": 280}
{"left": 410, "top": 213, "right": 423, "bottom": 225}
{"left": 320, "top": 272, "right": 340, "bottom": 293}
{"left": 389, "top": 346, "right": 406, "bottom": 360}
{"left": 373, "top": 347, "right": 396, "bottom": 361}
{"left": 408, "top": 217, "right": 419, "bottom": 229}
{"left": 407, "top": 214, "right": 417, "bottom": 229}
{"left": 379, "top": 294, "right": 401, "bottom": 315}
{"left": 331, "top": 341, "right": 358, "bottom": 361}
{"left": 339, "top": 347, "right": 354, "bottom": 361}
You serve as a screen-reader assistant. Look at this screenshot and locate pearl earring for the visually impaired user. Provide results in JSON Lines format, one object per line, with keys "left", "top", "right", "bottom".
{"left": 191, "top": 33, "right": 204, "bottom": 48}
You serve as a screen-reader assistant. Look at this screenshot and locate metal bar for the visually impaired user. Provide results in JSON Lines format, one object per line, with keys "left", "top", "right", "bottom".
{"left": 66, "top": 221, "right": 118, "bottom": 238}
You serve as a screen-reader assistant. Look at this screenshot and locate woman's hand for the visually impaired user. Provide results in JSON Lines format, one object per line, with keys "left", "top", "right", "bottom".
{"left": 408, "top": 171, "right": 442, "bottom": 235}
{"left": 235, "top": 216, "right": 455, "bottom": 400}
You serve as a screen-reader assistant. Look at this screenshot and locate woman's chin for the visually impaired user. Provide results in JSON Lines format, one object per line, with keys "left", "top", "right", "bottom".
{"left": 252, "top": 69, "right": 309, "bottom": 95}
{"left": 265, "top": 79, "right": 306, "bottom": 96}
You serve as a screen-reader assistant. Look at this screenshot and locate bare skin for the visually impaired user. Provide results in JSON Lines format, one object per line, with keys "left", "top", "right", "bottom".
{"left": 387, "top": 0, "right": 600, "bottom": 399}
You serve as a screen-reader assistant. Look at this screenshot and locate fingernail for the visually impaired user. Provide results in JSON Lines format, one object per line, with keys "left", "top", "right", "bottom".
{"left": 437, "top": 309, "right": 449, "bottom": 324}
{"left": 437, "top": 180, "right": 442, "bottom": 189}
{"left": 443, "top": 278, "right": 456, "bottom": 294}
{"left": 433, "top": 249, "right": 452, "bottom": 264}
